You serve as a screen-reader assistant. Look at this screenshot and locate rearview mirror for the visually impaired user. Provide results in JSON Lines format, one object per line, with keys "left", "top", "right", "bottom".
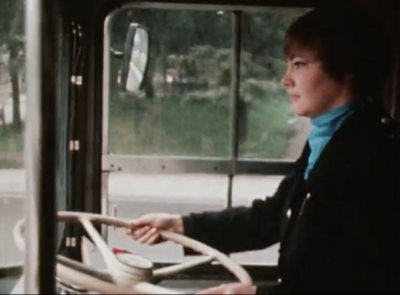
{"left": 120, "top": 23, "right": 149, "bottom": 94}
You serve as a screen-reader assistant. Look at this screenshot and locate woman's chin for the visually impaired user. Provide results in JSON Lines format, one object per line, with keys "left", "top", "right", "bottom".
{"left": 290, "top": 103, "right": 307, "bottom": 117}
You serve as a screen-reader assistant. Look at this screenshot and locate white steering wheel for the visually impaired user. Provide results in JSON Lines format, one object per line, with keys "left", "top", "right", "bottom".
{"left": 13, "top": 211, "right": 252, "bottom": 294}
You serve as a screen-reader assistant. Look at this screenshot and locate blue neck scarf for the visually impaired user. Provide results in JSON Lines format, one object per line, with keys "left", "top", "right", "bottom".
{"left": 304, "top": 102, "right": 357, "bottom": 179}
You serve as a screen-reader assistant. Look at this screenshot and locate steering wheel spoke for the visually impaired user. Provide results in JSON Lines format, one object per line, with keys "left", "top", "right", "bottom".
{"left": 56, "top": 262, "right": 137, "bottom": 294}
{"left": 79, "top": 217, "right": 115, "bottom": 267}
{"left": 57, "top": 260, "right": 182, "bottom": 294}
{"left": 153, "top": 255, "right": 215, "bottom": 281}
{"left": 57, "top": 255, "right": 113, "bottom": 283}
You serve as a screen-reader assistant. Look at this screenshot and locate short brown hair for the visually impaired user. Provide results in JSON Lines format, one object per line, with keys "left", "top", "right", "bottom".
{"left": 285, "top": 7, "right": 391, "bottom": 99}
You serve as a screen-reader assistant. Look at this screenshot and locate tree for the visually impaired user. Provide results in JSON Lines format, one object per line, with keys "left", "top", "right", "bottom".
{"left": 0, "top": 0, "right": 24, "bottom": 130}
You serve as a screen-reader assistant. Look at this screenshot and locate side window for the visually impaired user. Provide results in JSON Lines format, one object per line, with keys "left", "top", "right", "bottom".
{"left": 0, "top": 0, "right": 26, "bottom": 270}
{"left": 106, "top": 8, "right": 232, "bottom": 264}
{"left": 104, "top": 7, "right": 307, "bottom": 265}
{"left": 238, "top": 11, "right": 311, "bottom": 161}
{"left": 108, "top": 9, "right": 232, "bottom": 157}
{"left": 107, "top": 8, "right": 309, "bottom": 159}
{"left": 232, "top": 10, "right": 307, "bottom": 264}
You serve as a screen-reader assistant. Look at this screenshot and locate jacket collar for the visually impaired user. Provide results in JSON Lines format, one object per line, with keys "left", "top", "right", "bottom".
{"left": 297, "top": 99, "right": 389, "bottom": 189}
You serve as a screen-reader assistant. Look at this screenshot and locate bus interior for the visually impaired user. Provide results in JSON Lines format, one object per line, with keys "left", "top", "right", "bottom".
{"left": 0, "top": 0, "right": 400, "bottom": 293}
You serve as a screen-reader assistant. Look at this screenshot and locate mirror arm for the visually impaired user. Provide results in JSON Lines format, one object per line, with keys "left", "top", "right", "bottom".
{"left": 110, "top": 48, "right": 124, "bottom": 58}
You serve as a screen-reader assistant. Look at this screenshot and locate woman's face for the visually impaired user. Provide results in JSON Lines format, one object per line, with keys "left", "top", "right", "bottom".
{"left": 281, "top": 49, "right": 353, "bottom": 118}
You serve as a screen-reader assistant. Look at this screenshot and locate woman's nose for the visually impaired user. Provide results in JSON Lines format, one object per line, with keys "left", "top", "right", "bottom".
{"left": 281, "top": 73, "right": 293, "bottom": 88}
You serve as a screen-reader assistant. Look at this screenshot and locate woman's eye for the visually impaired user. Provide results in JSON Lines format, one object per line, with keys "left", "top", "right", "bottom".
{"left": 293, "top": 61, "right": 305, "bottom": 68}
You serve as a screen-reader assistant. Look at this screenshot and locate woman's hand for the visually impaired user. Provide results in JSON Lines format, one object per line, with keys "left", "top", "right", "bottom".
{"left": 126, "top": 213, "right": 183, "bottom": 245}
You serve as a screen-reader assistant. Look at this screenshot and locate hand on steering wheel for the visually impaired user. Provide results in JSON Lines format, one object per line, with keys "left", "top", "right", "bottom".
{"left": 14, "top": 212, "right": 252, "bottom": 294}
{"left": 126, "top": 213, "right": 183, "bottom": 245}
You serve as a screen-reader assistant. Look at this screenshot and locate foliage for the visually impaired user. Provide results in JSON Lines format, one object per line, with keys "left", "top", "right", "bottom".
{"left": 105, "top": 8, "right": 308, "bottom": 159}
{"left": 108, "top": 92, "right": 292, "bottom": 159}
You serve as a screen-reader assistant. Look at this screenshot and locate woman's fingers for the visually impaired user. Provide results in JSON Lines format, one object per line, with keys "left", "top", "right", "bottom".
{"left": 123, "top": 225, "right": 160, "bottom": 245}
{"left": 130, "top": 226, "right": 151, "bottom": 240}
{"left": 138, "top": 227, "right": 158, "bottom": 244}
{"left": 146, "top": 232, "right": 161, "bottom": 245}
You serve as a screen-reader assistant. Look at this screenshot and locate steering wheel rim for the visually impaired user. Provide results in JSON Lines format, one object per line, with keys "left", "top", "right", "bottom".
{"left": 14, "top": 211, "right": 252, "bottom": 294}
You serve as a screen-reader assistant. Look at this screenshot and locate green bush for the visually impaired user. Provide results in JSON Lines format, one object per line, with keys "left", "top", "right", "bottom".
{"left": 108, "top": 91, "right": 291, "bottom": 158}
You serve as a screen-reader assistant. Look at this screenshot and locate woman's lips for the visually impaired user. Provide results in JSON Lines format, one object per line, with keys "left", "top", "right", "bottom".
{"left": 290, "top": 94, "right": 300, "bottom": 101}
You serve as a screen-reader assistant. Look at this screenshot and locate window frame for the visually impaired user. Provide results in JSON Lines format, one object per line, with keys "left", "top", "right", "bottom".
{"left": 102, "top": 4, "right": 299, "bottom": 174}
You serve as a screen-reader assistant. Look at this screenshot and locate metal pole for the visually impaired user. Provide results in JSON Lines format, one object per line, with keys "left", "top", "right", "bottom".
{"left": 24, "top": 0, "right": 58, "bottom": 293}
{"left": 101, "top": 15, "right": 113, "bottom": 242}
{"left": 226, "top": 11, "right": 242, "bottom": 208}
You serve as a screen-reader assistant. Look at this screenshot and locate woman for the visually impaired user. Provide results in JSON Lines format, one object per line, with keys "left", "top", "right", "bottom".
{"left": 126, "top": 7, "right": 400, "bottom": 294}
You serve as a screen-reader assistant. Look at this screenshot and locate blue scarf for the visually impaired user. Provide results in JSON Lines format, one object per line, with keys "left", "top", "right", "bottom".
{"left": 304, "top": 102, "right": 357, "bottom": 179}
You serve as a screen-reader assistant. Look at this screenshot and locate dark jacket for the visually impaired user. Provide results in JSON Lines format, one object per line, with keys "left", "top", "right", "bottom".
{"left": 182, "top": 99, "right": 400, "bottom": 294}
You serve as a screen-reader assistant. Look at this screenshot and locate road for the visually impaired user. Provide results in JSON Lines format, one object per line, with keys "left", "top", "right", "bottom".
{"left": 0, "top": 170, "right": 284, "bottom": 203}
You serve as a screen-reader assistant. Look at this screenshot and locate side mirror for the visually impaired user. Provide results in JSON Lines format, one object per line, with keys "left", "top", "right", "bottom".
{"left": 120, "top": 23, "right": 150, "bottom": 94}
